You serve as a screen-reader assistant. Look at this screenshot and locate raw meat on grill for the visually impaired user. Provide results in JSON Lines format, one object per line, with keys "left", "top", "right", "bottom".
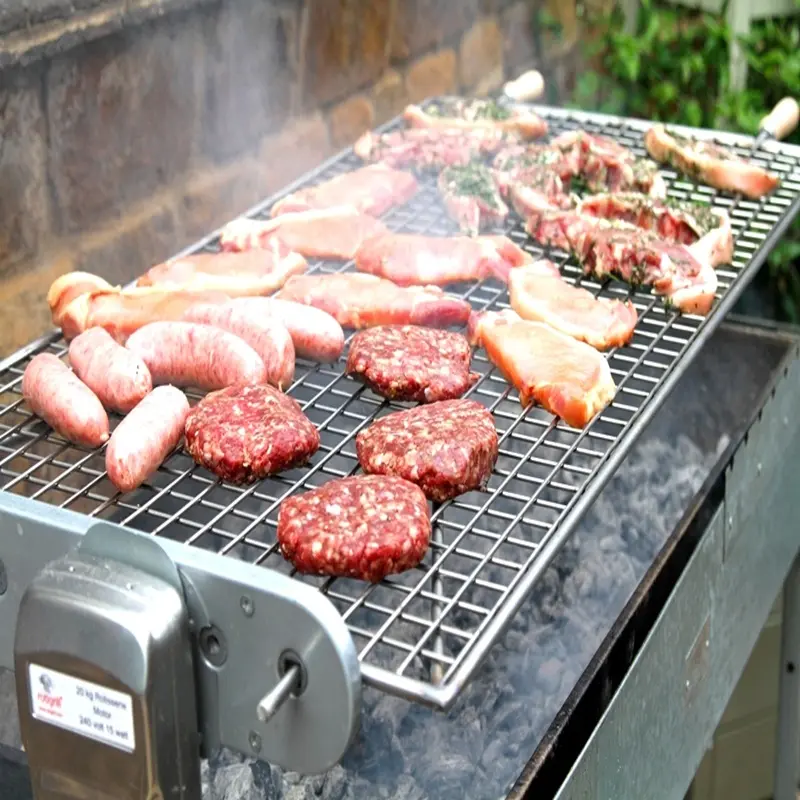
{"left": 551, "top": 130, "right": 667, "bottom": 198}
{"left": 469, "top": 309, "right": 617, "bottom": 428}
{"left": 356, "top": 399, "right": 498, "bottom": 502}
{"left": 22, "top": 353, "right": 110, "bottom": 447}
{"left": 270, "top": 163, "right": 419, "bottom": 218}
{"left": 105, "top": 385, "right": 190, "bottom": 494}
{"left": 211, "top": 297, "right": 345, "bottom": 363}
{"left": 354, "top": 127, "right": 511, "bottom": 170}
{"left": 219, "top": 207, "right": 389, "bottom": 261}
{"left": 577, "top": 192, "right": 733, "bottom": 259}
{"left": 135, "top": 245, "right": 307, "bottom": 296}
{"left": 68, "top": 327, "right": 153, "bottom": 414}
{"left": 494, "top": 154, "right": 572, "bottom": 219}
{"left": 346, "top": 325, "right": 479, "bottom": 403}
{"left": 277, "top": 475, "right": 431, "bottom": 582}
{"left": 276, "top": 273, "right": 472, "bottom": 329}
{"left": 644, "top": 124, "right": 780, "bottom": 199}
{"left": 525, "top": 209, "right": 722, "bottom": 315}
{"left": 125, "top": 322, "right": 267, "bottom": 390}
{"left": 50, "top": 276, "right": 230, "bottom": 342}
{"left": 508, "top": 260, "right": 638, "bottom": 350}
{"left": 354, "top": 232, "right": 528, "bottom": 287}
{"left": 438, "top": 163, "right": 510, "bottom": 235}
{"left": 403, "top": 98, "right": 548, "bottom": 140}
{"left": 185, "top": 384, "right": 320, "bottom": 484}
{"left": 182, "top": 303, "right": 296, "bottom": 390}
{"left": 48, "top": 271, "right": 118, "bottom": 329}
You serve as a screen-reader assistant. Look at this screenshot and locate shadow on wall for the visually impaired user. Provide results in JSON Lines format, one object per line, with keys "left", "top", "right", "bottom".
{"left": 0, "top": 0, "right": 548, "bottom": 357}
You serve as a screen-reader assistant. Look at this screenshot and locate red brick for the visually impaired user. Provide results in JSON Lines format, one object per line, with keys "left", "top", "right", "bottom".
{"left": 392, "top": 0, "right": 480, "bottom": 60}
{"left": 180, "top": 161, "right": 268, "bottom": 241}
{"left": 501, "top": 2, "right": 538, "bottom": 75}
{"left": 75, "top": 201, "right": 183, "bottom": 286}
{"left": 260, "top": 113, "right": 334, "bottom": 195}
{"left": 0, "top": 69, "right": 50, "bottom": 274}
{"left": 406, "top": 50, "right": 457, "bottom": 104}
{"left": 302, "top": 0, "right": 392, "bottom": 106}
{"left": 201, "top": 0, "right": 299, "bottom": 162}
{"left": 46, "top": 18, "right": 198, "bottom": 234}
{"left": 372, "top": 69, "right": 409, "bottom": 124}
{"left": 459, "top": 18, "right": 504, "bottom": 90}
{"left": 328, "top": 95, "right": 375, "bottom": 149}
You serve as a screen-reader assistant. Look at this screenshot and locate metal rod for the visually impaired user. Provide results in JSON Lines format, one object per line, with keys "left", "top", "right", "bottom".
{"left": 773, "top": 553, "right": 800, "bottom": 800}
{"left": 256, "top": 664, "right": 301, "bottom": 723}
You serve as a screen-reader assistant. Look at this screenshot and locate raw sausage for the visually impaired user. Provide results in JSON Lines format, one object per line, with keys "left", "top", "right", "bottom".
{"left": 21, "top": 353, "right": 110, "bottom": 447}
{"left": 68, "top": 327, "right": 153, "bottom": 413}
{"left": 220, "top": 297, "right": 345, "bottom": 363}
{"left": 125, "top": 321, "right": 267, "bottom": 390}
{"left": 182, "top": 303, "right": 295, "bottom": 389}
{"left": 105, "top": 385, "right": 190, "bottom": 493}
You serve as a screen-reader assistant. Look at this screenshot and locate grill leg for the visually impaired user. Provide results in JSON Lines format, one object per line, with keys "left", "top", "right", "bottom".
{"left": 774, "top": 554, "right": 800, "bottom": 800}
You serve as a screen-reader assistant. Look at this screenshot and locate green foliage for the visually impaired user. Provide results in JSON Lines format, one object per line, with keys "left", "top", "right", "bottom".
{"left": 560, "top": 0, "right": 800, "bottom": 322}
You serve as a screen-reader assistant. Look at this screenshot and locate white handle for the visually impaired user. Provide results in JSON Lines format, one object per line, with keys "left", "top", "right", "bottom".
{"left": 760, "top": 97, "right": 799, "bottom": 141}
{"left": 503, "top": 70, "right": 545, "bottom": 103}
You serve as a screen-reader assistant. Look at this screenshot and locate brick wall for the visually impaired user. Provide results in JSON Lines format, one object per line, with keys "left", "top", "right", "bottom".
{"left": 0, "top": 0, "right": 544, "bottom": 356}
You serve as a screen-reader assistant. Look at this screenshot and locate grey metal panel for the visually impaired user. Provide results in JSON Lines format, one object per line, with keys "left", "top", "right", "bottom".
{"left": 555, "top": 344, "right": 800, "bottom": 800}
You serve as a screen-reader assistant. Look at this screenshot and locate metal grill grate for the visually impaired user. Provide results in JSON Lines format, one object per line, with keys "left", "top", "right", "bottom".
{"left": 1, "top": 103, "right": 799, "bottom": 708}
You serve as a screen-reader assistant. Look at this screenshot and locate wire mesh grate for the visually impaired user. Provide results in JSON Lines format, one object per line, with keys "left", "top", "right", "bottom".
{"left": 1, "top": 103, "right": 799, "bottom": 705}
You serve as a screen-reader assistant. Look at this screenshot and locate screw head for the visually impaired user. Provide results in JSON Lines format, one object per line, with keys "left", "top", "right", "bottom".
{"left": 199, "top": 625, "right": 227, "bottom": 667}
{"left": 240, "top": 595, "right": 254, "bottom": 617}
{"left": 248, "top": 730, "right": 262, "bottom": 753}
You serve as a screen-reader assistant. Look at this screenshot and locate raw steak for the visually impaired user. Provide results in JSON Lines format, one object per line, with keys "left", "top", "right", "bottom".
{"left": 356, "top": 399, "right": 498, "bottom": 502}
{"left": 277, "top": 475, "right": 431, "bottom": 582}
{"left": 346, "top": 325, "right": 479, "bottom": 402}
{"left": 184, "top": 384, "right": 320, "bottom": 484}
{"left": 437, "top": 163, "right": 510, "bottom": 235}
{"left": 404, "top": 98, "right": 548, "bottom": 139}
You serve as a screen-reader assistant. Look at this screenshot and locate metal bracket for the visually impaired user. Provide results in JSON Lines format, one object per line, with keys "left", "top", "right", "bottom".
{"left": 0, "top": 500, "right": 362, "bottom": 776}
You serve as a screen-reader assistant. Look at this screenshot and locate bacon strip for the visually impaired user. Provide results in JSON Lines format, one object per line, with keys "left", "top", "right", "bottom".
{"left": 468, "top": 308, "right": 617, "bottom": 428}
{"left": 219, "top": 207, "right": 388, "bottom": 261}
{"left": 276, "top": 273, "right": 472, "bottom": 330}
{"left": 508, "top": 260, "right": 638, "bottom": 350}
{"left": 271, "top": 163, "right": 418, "bottom": 218}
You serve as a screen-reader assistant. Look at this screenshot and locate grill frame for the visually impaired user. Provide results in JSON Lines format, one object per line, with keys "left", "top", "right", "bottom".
{"left": 1, "top": 101, "right": 799, "bottom": 710}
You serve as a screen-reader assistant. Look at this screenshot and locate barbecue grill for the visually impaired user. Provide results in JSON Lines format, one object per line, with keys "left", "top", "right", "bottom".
{"left": 0, "top": 95, "right": 799, "bottom": 800}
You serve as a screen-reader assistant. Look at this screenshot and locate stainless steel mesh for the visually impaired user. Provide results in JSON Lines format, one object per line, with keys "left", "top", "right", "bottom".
{"left": 1, "top": 104, "right": 799, "bottom": 707}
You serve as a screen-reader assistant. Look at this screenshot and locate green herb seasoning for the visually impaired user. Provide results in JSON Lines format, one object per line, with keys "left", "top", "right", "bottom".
{"left": 471, "top": 99, "right": 512, "bottom": 121}
{"left": 442, "top": 164, "right": 502, "bottom": 209}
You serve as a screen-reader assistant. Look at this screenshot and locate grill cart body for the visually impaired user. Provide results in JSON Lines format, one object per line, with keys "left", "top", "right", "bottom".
{"left": 0, "top": 102, "right": 797, "bottom": 799}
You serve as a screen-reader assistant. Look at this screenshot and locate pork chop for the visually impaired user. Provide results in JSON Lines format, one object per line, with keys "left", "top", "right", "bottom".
{"left": 219, "top": 207, "right": 389, "bottom": 261}
{"left": 508, "top": 259, "right": 638, "bottom": 350}
{"left": 468, "top": 308, "right": 617, "bottom": 428}
{"left": 276, "top": 273, "right": 472, "bottom": 329}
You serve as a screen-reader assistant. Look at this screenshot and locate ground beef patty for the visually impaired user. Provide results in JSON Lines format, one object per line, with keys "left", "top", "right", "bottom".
{"left": 345, "top": 325, "right": 479, "bottom": 403}
{"left": 277, "top": 475, "right": 431, "bottom": 582}
{"left": 185, "top": 384, "right": 319, "bottom": 483}
{"left": 356, "top": 399, "right": 498, "bottom": 503}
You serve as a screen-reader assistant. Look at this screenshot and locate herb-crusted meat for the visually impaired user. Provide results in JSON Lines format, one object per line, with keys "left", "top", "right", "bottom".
{"left": 356, "top": 399, "right": 498, "bottom": 502}
{"left": 277, "top": 475, "right": 431, "bottom": 582}
{"left": 346, "top": 325, "right": 479, "bottom": 403}
{"left": 185, "top": 384, "right": 319, "bottom": 484}
{"left": 438, "top": 163, "right": 509, "bottom": 235}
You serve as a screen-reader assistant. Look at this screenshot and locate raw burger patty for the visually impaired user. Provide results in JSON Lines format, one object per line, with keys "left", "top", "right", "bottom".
{"left": 356, "top": 399, "right": 498, "bottom": 502}
{"left": 185, "top": 384, "right": 319, "bottom": 483}
{"left": 345, "top": 325, "right": 479, "bottom": 403}
{"left": 277, "top": 475, "right": 431, "bottom": 583}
